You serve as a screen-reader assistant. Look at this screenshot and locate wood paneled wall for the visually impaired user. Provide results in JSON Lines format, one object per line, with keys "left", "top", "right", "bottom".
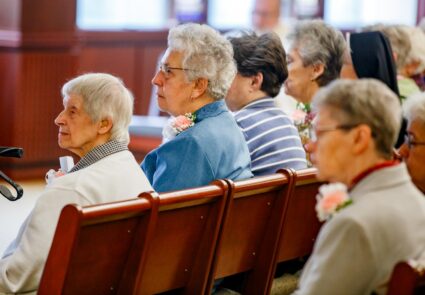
{"left": 0, "top": 0, "right": 167, "bottom": 179}
{"left": 77, "top": 31, "right": 167, "bottom": 115}
{"left": 0, "top": 51, "right": 77, "bottom": 178}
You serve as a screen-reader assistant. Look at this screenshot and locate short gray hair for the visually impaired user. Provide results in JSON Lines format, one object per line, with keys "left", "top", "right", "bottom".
{"left": 287, "top": 19, "right": 346, "bottom": 86}
{"left": 364, "top": 24, "right": 412, "bottom": 70}
{"left": 62, "top": 73, "right": 134, "bottom": 145}
{"left": 168, "top": 23, "right": 237, "bottom": 100}
{"left": 312, "top": 79, "right": 402, "bottom": 159}
{"left": 401, "top": 26, "right": 425, "bottom": 74}
{"left": 403, "top": 92, "right": 425, "bottom": 123}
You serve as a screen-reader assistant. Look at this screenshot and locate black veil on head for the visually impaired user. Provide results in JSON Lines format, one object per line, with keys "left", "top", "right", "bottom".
{"left": 349, "top": 31, "right": 406, "bottom": 148}
{"left": 349, "top": 31, "right": 400, "bottom": 97}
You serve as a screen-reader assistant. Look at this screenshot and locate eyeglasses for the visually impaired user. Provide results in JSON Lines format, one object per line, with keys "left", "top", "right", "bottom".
{"left": 404, "top": 134, "right": 425, "bottom": 149}
{"left": 311, "top": 124, "right": 359, "bottom": 142}
{"left": 158, "top": 63, "right": 192, "bottom": 78}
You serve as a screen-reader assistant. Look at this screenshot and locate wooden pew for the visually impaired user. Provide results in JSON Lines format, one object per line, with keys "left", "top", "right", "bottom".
{"left": 39, "top": 170, "right": 321, "bottom": 295}
{"left": 39, "top": 179, "right": 229, "bottom": 295}
{"left": 38, "top": 196, "right": 159, "bottom": 295}
{"left": 206, "top": 170, "right": 296, "bottom": 295}
{"left": 267, "top": 169, "right": 323, "bottom": 294}
{"left": 135, "top": 180, "right": 230, "bottom": 294}
{"left": 386, "top": 261, "right": 425, "bottom": 295}
{"left": 276, "top": 168, "right": 324, "bottom": 265}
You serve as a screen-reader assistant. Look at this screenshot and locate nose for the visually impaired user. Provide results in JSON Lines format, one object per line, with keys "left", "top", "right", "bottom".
{"left": 398, "top": 142, "right": 409, "bottom": 159}
{"left": 54, "top": 110, "right": 65, "bottom": 126}
{"left": 151, "top": 70, "right": 163, "bottom": 87}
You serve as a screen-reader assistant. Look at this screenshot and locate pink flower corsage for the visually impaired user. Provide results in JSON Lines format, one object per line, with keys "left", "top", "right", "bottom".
{"left": 315, "top": 183, "right": 353, "bottom": 222}
{"left": 45, "top": 169, "right": 66, "bottom": 185}
{"left": 292, "top": 109, "right": 307, "bottom": 125}
{"left": 162, "top": 113, "right": 196, "bottom": 141}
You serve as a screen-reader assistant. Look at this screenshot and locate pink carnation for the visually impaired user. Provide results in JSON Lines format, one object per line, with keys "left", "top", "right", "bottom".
{"left": 45, "top": 169, "right": 66, "bottom": 185}
{"left": 292, "top": 109, "right": 307, "bottom": 123}
{"left": 173, "top": 115, "right": 193, "bottom": 130}
{"left": 55, "top": 170, "right": 65, "bottom": 177}
{"left": 162, "top": 113, "right": 196, "bottom": 142}
{"left": 320, "top": 191, "right": 348, "bottom": 212}
{"left": 315, "top": 183, "right": 352, "bottom": 222}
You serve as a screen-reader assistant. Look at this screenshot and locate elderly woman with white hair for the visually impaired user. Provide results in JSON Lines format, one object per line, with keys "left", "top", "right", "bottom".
{"left": 294, "top": 79, "right": 425, "bottom": 295}
{"left": 401, "top": 26, "right": 425, "bottom": 92}
{"left": 0, "top": 73, "right": 153, "bottom": 294}
{"left": 363, "top": 24, "right": 422, "bottom": 99}
{"left": 141, "top": 23, "right": 252, "bottom": 192}
{"left": 399, "top": 92, "right": 425, "bottom": 193}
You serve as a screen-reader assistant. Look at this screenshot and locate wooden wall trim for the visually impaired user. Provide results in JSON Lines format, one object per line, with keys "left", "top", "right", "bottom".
{"left": 77, "top": 30, "right": 169, "bottom": 45}
{"left": 0, "top": 30, "right": 21, "bottom": 48}
{"left": 0, "top": 30, "right": 77, "bottom": 48}
{"left": 0, "top": 29, "right": 169, "bottom": 49}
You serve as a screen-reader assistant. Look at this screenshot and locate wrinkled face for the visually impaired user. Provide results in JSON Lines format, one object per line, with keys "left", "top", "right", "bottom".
{"left": 225, "top": 73, "right": 253, "bottom": 112}
{"left": 309, "top": 107, "right": 356, "bottom": 184}
{"left": 54, "top": 94, "right": 101, "bottom": 158}
{"left": 398, "top": 118, "right": 425, "bottom": 193}
{"left": 252, "top": 0, "right": 280, "bottom": 31}
{"left": 284, "top": 47, "right": 316, "bottom": 104}
{"left": 151, "top": 49, "right": 195, "bottom": 117}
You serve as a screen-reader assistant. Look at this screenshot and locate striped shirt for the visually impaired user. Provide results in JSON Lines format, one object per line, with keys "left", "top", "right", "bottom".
{"left": 234, "top": 98, "right": 307, "bottom": 176}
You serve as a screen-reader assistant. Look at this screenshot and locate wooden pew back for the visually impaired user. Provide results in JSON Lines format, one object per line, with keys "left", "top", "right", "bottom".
{"left": 277, "top": 168, "right": 324, "bottom": 263}
{"left": 136, "top": 180, "right": 229, "bottom": 295}
{"left": 208, "top": 170, "right": 296, "bottom": 295}
{"left": 387, "top": 261, "right": 425, "bottom": 295}
{"left": 39, "top": 170, "right": 324, "bottom": 295}
{"left": 38, "top": 196, "right": 158, "bottom": 295}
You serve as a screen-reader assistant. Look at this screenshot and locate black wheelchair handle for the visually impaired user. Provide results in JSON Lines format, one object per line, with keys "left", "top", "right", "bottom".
{"left": 0, "top": 171, "right": 24, "bottom": 201}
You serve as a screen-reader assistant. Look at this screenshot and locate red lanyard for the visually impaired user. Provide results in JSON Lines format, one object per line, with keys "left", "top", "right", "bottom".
{"left": 350, "top": 160, "right": 400, "bottom": 189}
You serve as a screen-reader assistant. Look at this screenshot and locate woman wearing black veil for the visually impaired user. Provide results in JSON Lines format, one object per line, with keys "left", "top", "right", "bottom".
{"left": 341, "top": 30, "right": 406, "bottom": 147}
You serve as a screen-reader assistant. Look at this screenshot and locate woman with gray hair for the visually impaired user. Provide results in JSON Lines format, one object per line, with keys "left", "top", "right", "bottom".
{"left": 283, "top": 19, "right": 345, "bottom": 163}
{"left": 401, "top": 26, "right": 425, "bottom": 92}
{"left": 141, "top": 23, "right": 252, "bottom": 192}
{"left": 0, "top": 73, "right": 153, "bottom": 293}
{"left": 360, "top": 24, "right": 421, "bottom": 100}
{"left": 284, "top": 19, "right": 346, "bottom": 105}
{"left": 294, "top": 79, "right": 425, "bottom": 295}
{"left": 398, "top": 92, "right": 425, "bottom": 193}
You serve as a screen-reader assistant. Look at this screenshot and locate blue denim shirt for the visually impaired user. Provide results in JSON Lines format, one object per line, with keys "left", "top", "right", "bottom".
{"left": 141, "top": 100, "right": 253, "bottom": 192}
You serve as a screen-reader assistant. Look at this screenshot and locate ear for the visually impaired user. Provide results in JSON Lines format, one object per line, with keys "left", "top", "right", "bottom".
{"left": 191, "top": 77, "right": 209, "bottom": 99}
{"left": 392, "top": 52, "right": 398, "bottom": 63}
{"left": 311, "top": 63, "right": 325, "bottom": 81}
{"left": 351, "top": 124, "right": 373, "bottom": 155}
{"left": 405, "top": 60, "right": 420, "bottom": 77}
{"left": 98, "top": 117, "right": 113, "bottom": 135}
{"left": 251, "top": 72, "right": 264, "bottom": 91}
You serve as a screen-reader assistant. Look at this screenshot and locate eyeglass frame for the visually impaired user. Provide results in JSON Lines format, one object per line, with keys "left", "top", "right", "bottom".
{"left": 158, "top": 63, "right": 193, "bottom": 78}
{"left": 404, "top": 134, "right": 425, "bottom": 149}
{"left": 311, "top": 123, "right": 360, "bottom": 142}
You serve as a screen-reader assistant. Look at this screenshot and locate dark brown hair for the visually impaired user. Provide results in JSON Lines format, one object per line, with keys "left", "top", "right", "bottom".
{"left": 228, "top": 31, "right": 288, "bottom": 97}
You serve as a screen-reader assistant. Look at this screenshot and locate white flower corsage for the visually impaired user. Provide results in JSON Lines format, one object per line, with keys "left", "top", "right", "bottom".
{"left": 315, "top": 183, "right": 353, "bottom": 222}
{"left": 162, "top": 113, "right": 196, "bottom": 142}
{"left": 45, "top": 169, "right": 66, "bottom": 185}
{"left": 45, "top": 156, "right": 74, "bottom": 185}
